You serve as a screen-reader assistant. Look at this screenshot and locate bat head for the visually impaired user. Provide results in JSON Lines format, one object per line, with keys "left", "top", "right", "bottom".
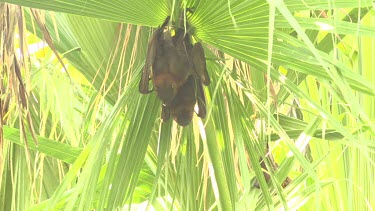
{"left": 153, "top": 72, "right": 179, "bottom": 105}
{"left": 173, "top": 107, "right": 194, "bottom": 126}
{"left": 154, "top": 82, "right": 178, "bottom": 105}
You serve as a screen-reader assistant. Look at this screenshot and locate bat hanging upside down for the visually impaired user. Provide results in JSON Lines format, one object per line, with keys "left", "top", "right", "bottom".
{"left": 161, "top": 75, "right": 207, "bottom": 126}
{"left": 139, "top": 16, "right": 210, "bottom": 126}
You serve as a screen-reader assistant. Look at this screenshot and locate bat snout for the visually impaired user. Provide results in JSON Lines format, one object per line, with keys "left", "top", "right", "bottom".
{"left": 174, "top": 110, "right": 194, "bottom": 126}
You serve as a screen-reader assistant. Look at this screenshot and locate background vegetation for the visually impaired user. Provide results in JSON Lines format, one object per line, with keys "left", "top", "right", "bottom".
{"left": 1, "top": 0, "right": 374, "bottom": 210}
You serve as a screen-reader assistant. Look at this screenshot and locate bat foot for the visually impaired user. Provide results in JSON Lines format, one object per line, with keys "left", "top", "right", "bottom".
{"left": 160, "top": 16, "right": 170, "bottom": 28}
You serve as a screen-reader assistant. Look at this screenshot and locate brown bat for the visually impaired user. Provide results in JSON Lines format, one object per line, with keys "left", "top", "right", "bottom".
{"left": 139, "top": 18, "right": 210, "bottom": 106}
{"left": 139, "top": 16, "right": 210, "bottom": 125}
{"left": 173, "top": 28, "right": 210, "bottom": 86}
{"left": 139, "top": 17, "right": 169, "bottom": 94}
{"left": 162, "top": 75, "right": 207, "bottom": 126}
{"left": 159, "top": 29, "right": 210, "bottom": 126}
{"left": 139, "top": 17, "right": 188, "bottom": 105}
